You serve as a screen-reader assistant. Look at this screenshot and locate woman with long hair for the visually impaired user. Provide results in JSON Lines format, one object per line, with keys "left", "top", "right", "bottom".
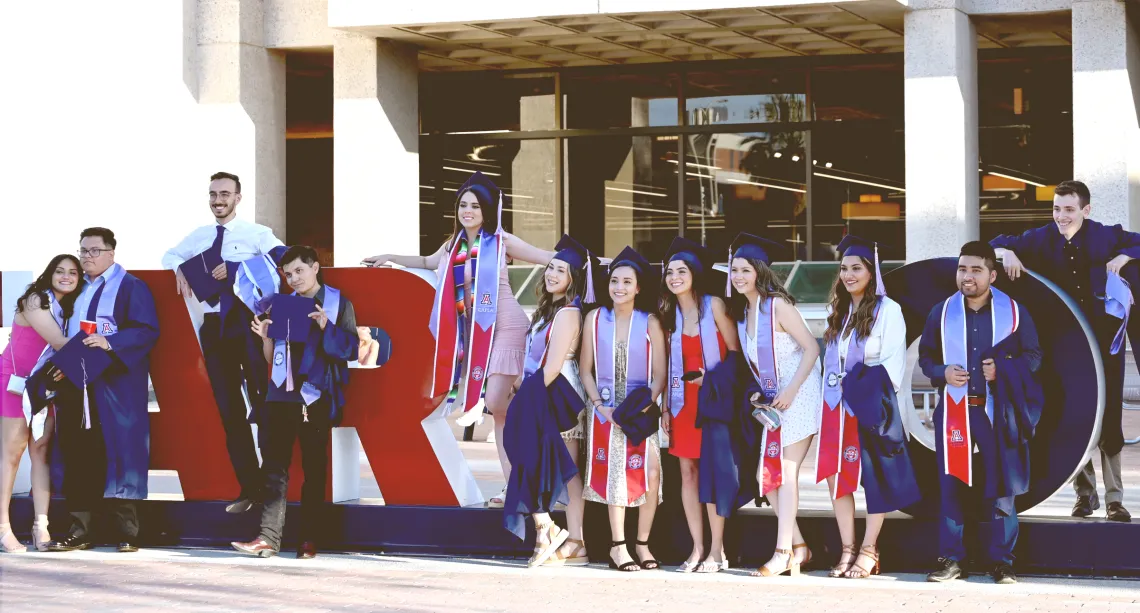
{"left": 727, "top": 233, "right": 821, "bottom": 577}
{"left": 580, "top": 246, "right": 667, "bottom": 572}
{"left": 362, "top": 172, "right": 554, "bottom": 508}
{"left": 502, "top": 235, "right": 595, "bottom": 567}
{"left": 659, "top": 236, "right": 739, "bottom": 573}
{"left": 1, "top": 254, "right": 85, "bottom": 552}
{"left": 816, "top": 235, "right": 917, "bottom": 579}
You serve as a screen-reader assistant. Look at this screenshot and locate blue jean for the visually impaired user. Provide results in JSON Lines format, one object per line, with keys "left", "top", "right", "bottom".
{"left": 939, "top": 472, "right": 1018, "bottom": 565}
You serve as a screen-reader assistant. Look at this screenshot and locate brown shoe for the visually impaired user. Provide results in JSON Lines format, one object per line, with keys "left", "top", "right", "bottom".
{"left": 1107, "top": 502, "right": 1132, "bottom": 523}
{"left": 296, "top": 541, "right": 317, "bottom": 560}
{"left": 232, "top": 537, "right": 278, "bottom": 558}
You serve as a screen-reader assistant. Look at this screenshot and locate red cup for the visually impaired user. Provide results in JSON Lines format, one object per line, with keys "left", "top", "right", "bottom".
{"left": 80, "top": 320, "right": 97, "bottom": 335}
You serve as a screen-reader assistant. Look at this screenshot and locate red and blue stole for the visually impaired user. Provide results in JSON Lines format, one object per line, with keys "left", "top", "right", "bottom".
{"left": 738, "top": 297, "right": 782, "bottom": 495}
{"left": 428, "top": 230, "right": 503, "bottom": 426}
{"left": 940, "top": 287, "right": 1018, "bottom": 486}
{"left": 522, "top": 299, "right": 581, "bottom": 379}
{"left": 667, "top": 295, "right": 722, "bottom": 417}
{"left": 589, "top": 307, "right": 651, "bottom": 502}
{"left": 816, "top": 300, "right": 880, "bottom": 500}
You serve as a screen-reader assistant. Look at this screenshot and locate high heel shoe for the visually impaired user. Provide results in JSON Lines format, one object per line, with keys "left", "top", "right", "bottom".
{"left": 845, "top": 545, "right": 881, "bottom": 579}
{"left": 0, "top": 523, "right": 27, "bottom": 554}
{"left": 527, "top": 521, "right": 568, "bottom": 568}
{"left": 829, "top": 544, "right": 857, "bottom": 578}
{"left": 751, "top": 548, "right": 799, "bottom": 577}
{"left": 608, "top": 541, "right": 640, "bottom": 572}
{"left": 793, "top": 542, "right": 813, "bottom": 569}
{"left": 31, "top": 515, "right": 51, "bottom": 552}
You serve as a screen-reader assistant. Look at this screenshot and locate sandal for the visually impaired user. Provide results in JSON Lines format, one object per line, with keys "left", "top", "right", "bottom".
{"left": 608, "top": 540, "right": 640, "bottom": 572}
{"left": 32, "top": 515, "right": 51, "bottom": 553}
{"left": 829, "top": 544, "right": 857, "bottom": 578}
{"left": 527, "top": 521, "right": 569, "bottom": 568}
{"left": 751, "top": 548, "right": 800, "bottom": 577}
{"left": 695, "top": 558, "right": 724, "bottom": 574}
{"left": 793, "top": 542, "right": 813, "bottom": 569}
{"left": 544, "top": 538, "right": 589, "bottom": 567}
{"left": 487, "top": 488, "right": 507, "bottom": 509}
{"left": 634, "top": 539, "right": 660, "bottom": 570}
{"left": 845, "top": 545, "right": 881, "bottom": 579}
{"left": 0, "top": 523, "right": 27, "bottom": 554}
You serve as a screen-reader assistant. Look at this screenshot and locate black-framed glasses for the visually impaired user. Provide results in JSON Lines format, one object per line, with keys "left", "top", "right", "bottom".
{"left": 78, "top": 248, "right": 113, "bottom": 258}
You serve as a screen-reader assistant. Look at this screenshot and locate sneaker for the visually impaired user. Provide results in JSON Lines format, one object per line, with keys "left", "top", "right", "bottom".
{"left": 927, "top": 557, "right": 965, "bottom": 582}
{"left": 992, "top": 563, "right": 1017, "bottom": 584}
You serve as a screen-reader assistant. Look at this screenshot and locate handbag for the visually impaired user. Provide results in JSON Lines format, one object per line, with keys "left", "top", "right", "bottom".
{"left": 6, "top": 328, "right": 25, "bottom": 396}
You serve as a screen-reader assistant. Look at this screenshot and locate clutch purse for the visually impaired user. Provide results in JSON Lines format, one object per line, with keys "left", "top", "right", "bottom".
{"left": 749, "top": 391, "right": 781, "bottom": 432}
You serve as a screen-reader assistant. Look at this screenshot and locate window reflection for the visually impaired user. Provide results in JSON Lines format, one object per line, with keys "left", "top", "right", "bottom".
{"left": 686, "top": 69, "right": 807, "bottom": 126}
{"left": 563, "top": 72, "right": 679, "bottom": 129}
{"left": 420, "top": 73, "right": 555, "bottom": 133}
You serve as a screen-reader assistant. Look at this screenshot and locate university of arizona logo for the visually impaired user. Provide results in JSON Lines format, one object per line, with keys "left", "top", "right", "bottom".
{"left": 763, "top": 378, "right": 776, "bottom": 391}
{"left": 471, "top": 365, "right": 484, "bottom": 381}
{"left": 671, "top": 376, "right": 681, "bottom": 389}
{"left": 844, "top": 446, "right": 859, "bottom": 462}
{"left": 274, "top": 352, "right": 285, "bottom": 366}
{"left": 480, "top": 293, "right": 492, "bottom": 306}
{"left": 767, "top": 442, "right": 779, "bottom": 458}
{"left": 595, "top": 448, "right": 607, "bottom": 462}
{"left": 101, "top": 322, "right": 114, "bottom": 335}
{"left": 950, "top": 429, "right": 964, "bottom": 445}
{"left": 628, "top": 454, "right": 644, "bottom": 470}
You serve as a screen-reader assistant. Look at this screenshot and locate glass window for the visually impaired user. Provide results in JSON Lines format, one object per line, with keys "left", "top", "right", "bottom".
{"left": 686, "top": 68, "right": 807, "bottom": 126}
{"left": 563, "top": 72, "right": 679, "bottom": 129}
{"left": 565, "top": 135, "right": 680, "bottom": 262}
{"left": 978, "top": 51, "right": 1073, "bottom": 241}
{"left": 810, "top": 123, "right": 906, "bottom": 261}
{"left": 811, "top": 60, "right": 903, "bottom": 121}
{"left": 419, "top": 138, "right": 559, "bottom": 255}
{"left": 420, "top": 73, "right": 556, "bottom": 133}
{"left": 684, "top": 131, "right": 807, "bottom": 261}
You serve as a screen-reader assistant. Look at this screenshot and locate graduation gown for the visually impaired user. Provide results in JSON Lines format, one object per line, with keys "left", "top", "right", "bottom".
{"left": 611, "top": 387, "right": 659, "bottom": 446}
{"left": 840, "top": 362, "right": 920, "bottom": 514}
{"left": 88, "top": 272, "right": 160, "bottom": 500}
{"left": 502, "top": 374, "right": 582, "bottom": 539}
{"left": 981, "top": 335, "right": 1044, "bottom": 507}
{"left": 695, "top": 352, "right": 763, "bottom": 518}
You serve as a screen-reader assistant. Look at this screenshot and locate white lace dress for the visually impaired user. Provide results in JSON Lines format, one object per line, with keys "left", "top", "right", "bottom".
{"left": 746, "top": 327, "right": 822, "bottom": 446}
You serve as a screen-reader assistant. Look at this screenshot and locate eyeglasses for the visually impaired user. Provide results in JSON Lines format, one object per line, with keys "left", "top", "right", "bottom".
{"left": 78, "top": 248, "right": 113, "bottom": 258}
{"left": 209, "top": 192, "right": 235, "bottom": 200}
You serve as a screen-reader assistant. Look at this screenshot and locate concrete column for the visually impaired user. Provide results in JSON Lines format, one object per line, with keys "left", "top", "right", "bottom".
{"left": 196, "top": 0, "right": 287, "bottom": 238}
{"left": 333, "top": 32, "right": 419, "bottom": 266}
{"left": 1073, "top": 0, "right": 1140, "bottom": 229}
{"left": 511, "top": 95, "right": 557, "bottom": 249}
{"left": 903, "top": 3, "right": 979, "bottom": 262}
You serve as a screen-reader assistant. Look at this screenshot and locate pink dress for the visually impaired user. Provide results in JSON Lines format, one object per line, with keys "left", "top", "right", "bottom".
{"left": 460, "top": 259, "right": 527, "bottom": 378}
{"left": 1, "top": 324, "right": 49, "bottom": 418}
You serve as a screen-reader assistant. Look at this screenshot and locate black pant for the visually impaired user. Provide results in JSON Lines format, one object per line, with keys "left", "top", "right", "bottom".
{"left": 55, "top": 388, "right": 139, "bottom": 540}
{"left": 1092, "top": 313, "right": 1126, "bottom": 455}
{"left": 201, "top": 312, "right": 266, "bottom": 497}
{"left": 257, "top": 401, "right": 329, "bottom": 551}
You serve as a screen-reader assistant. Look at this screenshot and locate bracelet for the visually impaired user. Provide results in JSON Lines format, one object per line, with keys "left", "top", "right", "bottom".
{"left": 591, "top": 399, "right": 603, "bottom": 407}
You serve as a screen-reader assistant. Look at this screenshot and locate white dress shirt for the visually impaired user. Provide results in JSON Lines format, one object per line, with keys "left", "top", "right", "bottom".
{"left": 161, "top": 218, "right": 284, "bottom": 312}
{"left": 836, "top": 296, "right": 908, "bottom": 393}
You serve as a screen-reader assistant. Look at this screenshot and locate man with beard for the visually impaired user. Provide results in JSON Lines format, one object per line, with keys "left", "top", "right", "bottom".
{"left": 918, "top": 241, "right": 1042, "bottom": 585}
{"left": 162, "top": 171, "right": 285, "bottom": 514}
{"left": 992, "top": 180, "right": 1139, "bottom": 523}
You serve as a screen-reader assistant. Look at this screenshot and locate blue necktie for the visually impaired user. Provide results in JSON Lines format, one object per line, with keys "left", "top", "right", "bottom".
{"left": 204, "top": 225, "right": 226, "bottom": 307}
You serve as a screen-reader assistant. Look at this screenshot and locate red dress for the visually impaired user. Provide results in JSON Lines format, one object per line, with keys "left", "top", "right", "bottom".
{"left": 670, "top": 331, "right": 725, "bottom": 459}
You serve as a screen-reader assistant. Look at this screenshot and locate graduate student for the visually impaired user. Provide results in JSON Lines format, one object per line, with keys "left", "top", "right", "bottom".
{"left": 162, "top": 171, "right": 285, "bottom": 514}
{"left": 815, "top": 236, "right": 918, "bottom": 579}
{"left": 361, "top": 172, "right": 555, "bottom": 509}
{"left": 919, "top": 241, "right": 1043, "bottom": 585}
{"left": 659, "top": 236, "right": 739, "bottom": 573}
{"left": 991, "top": 180, "right": 1138, "bottom": 522}
{"left": 44, "top": 228, "right": 159, "bottom": 553}
{"left": 232, "top": 246, "right": 358, "bottom": 559}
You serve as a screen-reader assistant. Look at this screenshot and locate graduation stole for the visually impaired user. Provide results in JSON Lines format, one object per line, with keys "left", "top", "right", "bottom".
{"left": 234, "top": 254, "right": 281, "bottom": 317}
{"left": 737, "top": 297, "right": 781, "bottom": 495}
{"left": 271, "top": 287, "right": 340, "bottom": 398}
{"left": 815, "top": 300, "right": 880, "bottom": 500}
{"left": 429, "top": 230, "right": 503, "bottom": 427}
{"left": 296, "top": 287, "right": 341, "bottom": 414}
{"left": 522, "top": 299, "right": 581, "bottom": 379}
{"left": 667, "top": 294, "right": 722, "bottom": 417}
{"left": 940, "top": 287, "right": 1018, "bottom": 486}
{"left": 589, "top": 307, "right": 651, "bottom": 502}
{"left": 81, "top": 263, "right": 127, "bottom": 337}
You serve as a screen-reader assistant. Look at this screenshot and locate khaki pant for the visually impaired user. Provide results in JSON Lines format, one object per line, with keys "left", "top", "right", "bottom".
{"left": 1073, "top": 449, "right": 1124, "bottom": 505}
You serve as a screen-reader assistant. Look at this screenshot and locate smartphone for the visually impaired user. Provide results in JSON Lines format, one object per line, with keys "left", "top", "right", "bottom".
{"left": 681, "top": 370, "right": 703, "bottom": 382}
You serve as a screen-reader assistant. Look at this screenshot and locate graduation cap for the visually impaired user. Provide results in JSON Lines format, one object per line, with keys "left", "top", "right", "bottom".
{"left": 49, "top": 332, "right": 113, "bottom": 388}
{"left": 234, "top": 253, "right": 283, "bottom": 316}
{"left": 609, "top": 245, "right": 659, "bottom": 293}
{"left": 178, "top": 245, "right": 225, "bottom": 304}
{"left": 611, "top": 387, "right": 660, "bottom": 446}
{"left": 837, "top": 234, "right": 887, "bottom": 298}
{"left": 551, "top": 234, "right": 597, "bottom": 303}
{"left": 267, "top": 294, "right": 317, "bottom": 342}
{"left": 726, "top": 233, "right": 786, "bottom": 297}
{"left": 665, "top": 236, "right": 714, "bottom": 276}
{"left": 456, "top": 171, "right": 503, "bottom": 234}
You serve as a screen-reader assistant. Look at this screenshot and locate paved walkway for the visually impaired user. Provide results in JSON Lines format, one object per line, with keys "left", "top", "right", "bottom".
{"left": 2, "top": 548, "right": 1138, "bottom": 612}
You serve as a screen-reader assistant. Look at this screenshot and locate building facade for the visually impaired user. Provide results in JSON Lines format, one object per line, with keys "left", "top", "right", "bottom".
{"left": 5, "top": 0, "right": 1139, "bottom": 289}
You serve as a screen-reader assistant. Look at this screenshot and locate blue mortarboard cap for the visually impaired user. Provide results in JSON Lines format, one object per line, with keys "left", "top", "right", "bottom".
{"left": 610, "top": 246, "right": 651, "bottom": 276}
{"left": 553, "top": 234, "right": 589, "bottom": 270}
{"left": 665, "top": 236, "right": 713, "bottom": 275}
{"left": 611, "top": 388, "right": 660, "bottom": 446}
{"left": 456, "top": 171, "right": 503, "bottom": 233}
{"left": 730, "top": 233, "right": 784, "bottom": 266}
{"left": 267, "top": 294, "right": 317, "bottom": 342}
{"left": 178, "top": 245, "right": 225, "bottom": 303}
{"left": 836, "top": 234, "right": 887, "bottom": 297}
{"left": 49, "top": 332, "right": 113, "bottom": 388}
